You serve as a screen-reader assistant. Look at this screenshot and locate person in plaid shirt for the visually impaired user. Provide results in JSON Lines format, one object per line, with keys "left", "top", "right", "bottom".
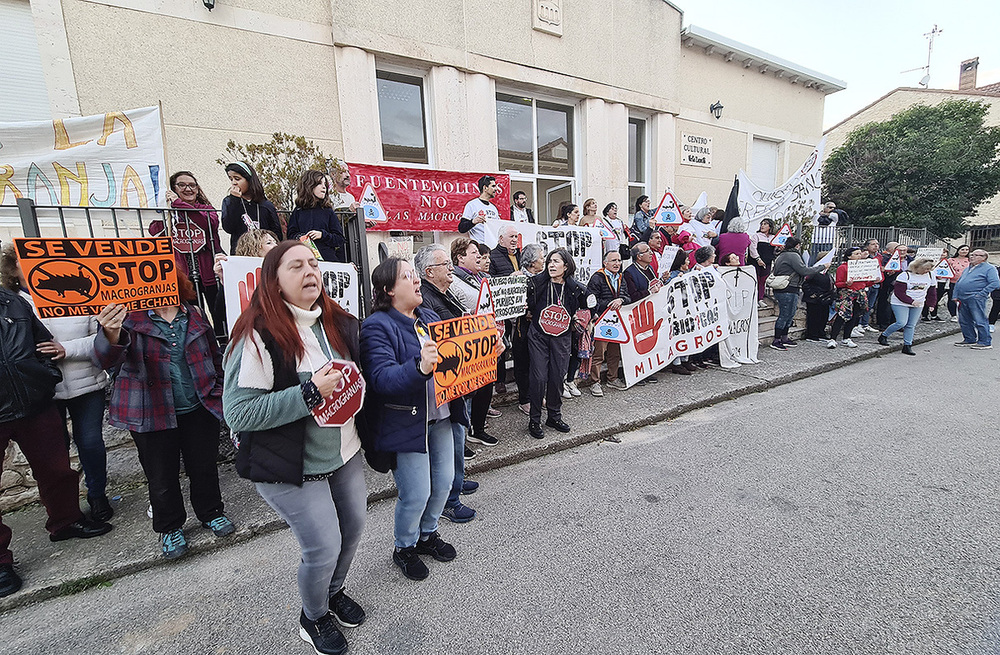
{"left": 94, "top": 272, "right": 235, "bottom": 560}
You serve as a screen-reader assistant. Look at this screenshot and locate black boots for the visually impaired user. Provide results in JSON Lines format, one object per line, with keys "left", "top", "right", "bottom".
{"left": 901, "top": 344, "right": 916, "bottom": 356}
{"left": 877, "top": 334, "right": 889, "bottom": 346}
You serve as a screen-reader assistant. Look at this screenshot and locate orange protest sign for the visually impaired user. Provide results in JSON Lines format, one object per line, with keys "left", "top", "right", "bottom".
{"left": 14, "top": 237, "right": 179, "bottom": 319}
{"left": 429, "top": 314, "right": 499, "bottom": 406}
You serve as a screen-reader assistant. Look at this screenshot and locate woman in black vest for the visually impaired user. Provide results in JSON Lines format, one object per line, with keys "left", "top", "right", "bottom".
{"left": 223, "top": 241, "right": 366, "bottom": 655}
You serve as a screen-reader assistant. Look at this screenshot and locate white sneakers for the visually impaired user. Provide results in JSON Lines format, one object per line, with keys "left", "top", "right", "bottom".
{"left": 865, "top": 325, "right": 880, "bottom": 333}
{"left": 826, "top": 339, "right": 837, "bottom": 349}
{"left": 591, "top": 382, "right": 604, "bottom": 397}
{"left": 828, "top": 339, "right": 858, "bottom": 349}
{"left": 850, "top": 327, "right": 865, "bottom": 339}
{"left": 844, "top": 339, "right": 858, "bottom": 348}
{"left": 565, "top": 381, "right": 581, "bottom": 397}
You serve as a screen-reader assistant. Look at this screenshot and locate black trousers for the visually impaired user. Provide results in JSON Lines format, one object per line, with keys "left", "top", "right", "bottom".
{"left": 528, "top": 324, "right": 571, "bottom": 424}
{"left": 469, "top": 382, "right": 494, "bottom": 435}
{"left": 804, "top": 303, "right": 829, "bottom": 339}
{"left": 990, "top": 289, "right": 1000, "bottom": 325}
{"left": 876, "top": 279, "right": 895, "bottom": 329}
{"left": 496, "top": 320, "right": 512, "bottom": 386}
{"left": 566, "top": 331, "right": 581, "bottom": 383}
{"left": 131, "top": 405, "right": 224, "bottom": 534}
{"left": 831, "top": 300, "right": 865, "bottom": 341}
{"left": 512, "top": 318, "right": 531, "bottom": 404}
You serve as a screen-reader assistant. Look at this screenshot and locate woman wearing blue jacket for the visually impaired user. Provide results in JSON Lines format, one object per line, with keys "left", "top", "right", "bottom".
{"left": 360, "top": 257, "right": 470, "bottom": 582}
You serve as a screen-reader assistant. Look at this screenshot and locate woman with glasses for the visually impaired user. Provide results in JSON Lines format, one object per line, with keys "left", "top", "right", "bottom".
{"left": 361, "top": 257, "right": 469, "bottom": 582}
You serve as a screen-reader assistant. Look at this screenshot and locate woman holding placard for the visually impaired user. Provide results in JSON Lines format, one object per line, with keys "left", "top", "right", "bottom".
{"left": 878, "top": 258, "right": 937, "bottom": 355}
{"left": 361, "top": 257, "right": 469, "bottom": 583}
{"left": 525, "top": 248, "right": 594, "bottom": 439}
{"left": 828, "top": 247, "right": 875, "bottom": 349}
{"left": 223, "top": 241, "right": 368, "bottom": 655}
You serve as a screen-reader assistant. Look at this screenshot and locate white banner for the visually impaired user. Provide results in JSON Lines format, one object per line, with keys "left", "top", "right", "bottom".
{"left": 0, "top": 107, "right": 167, "bottom": 207}
{"left": 718, "top": 266, "right": 760, "bottom": 368}
{"left": 482, "top": 219, "right": 603, "bottom": 285}
{"left": 737, "top": 138, "right": 825, "bottom": 234}
{"left": 846, "top": 258, "right": 882, "bottom": 283}
{"left": 618, "top": 268, "right": 730, "bottom": 386}
{"left": 221, "top": 256, "right": 360, "bottom": 330}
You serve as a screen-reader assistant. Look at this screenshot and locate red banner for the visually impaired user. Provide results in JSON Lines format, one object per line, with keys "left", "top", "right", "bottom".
{"left": 348, "top": 163, "right": 509, "bottom": 232}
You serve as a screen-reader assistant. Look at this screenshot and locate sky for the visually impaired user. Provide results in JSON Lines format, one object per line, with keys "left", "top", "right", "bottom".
{"left": 679, "top": 0, "right": 1000, "bottom": 130}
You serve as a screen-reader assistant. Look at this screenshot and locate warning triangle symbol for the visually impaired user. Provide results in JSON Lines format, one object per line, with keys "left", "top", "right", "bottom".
{"left": 884, "top": 251, "right": 903, "bottom": 272}
{"left": 769, "top": 223, "right": 793, "bottom": 246}
{"left": 652, "top": 191, "right": 684, "bottom": 227}
{"left": 933, "top": 257, "right": 954, "bottom": 280}
{"left": 592, "top": 216, "right": 616, "bottom": 241}
{"left": 359, "top": 183, "right": 388, "bottom": 222}
{"left": 594, "top": 306, "right": 630, "bottom": 344}
{"left": 475, "top": 278, "right": 496, "bottom": 316}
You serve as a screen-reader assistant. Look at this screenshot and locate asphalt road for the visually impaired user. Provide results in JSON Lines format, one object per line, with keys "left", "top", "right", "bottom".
{"left": 5, "top": 337, "right": 999, "bottom": 655}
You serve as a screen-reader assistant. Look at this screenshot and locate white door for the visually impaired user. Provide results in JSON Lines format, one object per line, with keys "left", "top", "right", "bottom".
{"left": 750, "top": 138, "right": 779, "bottom": 190}
{"left": 0, "top": 0, "right": 51, "bottom": 121}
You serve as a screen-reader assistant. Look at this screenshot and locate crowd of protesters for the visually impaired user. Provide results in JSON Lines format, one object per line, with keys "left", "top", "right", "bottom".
{"left": 1, "top": 163, "right": 998, "bottom": 655}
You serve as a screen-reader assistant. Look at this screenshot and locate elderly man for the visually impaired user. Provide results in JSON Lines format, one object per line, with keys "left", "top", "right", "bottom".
{"left": 587, "top": 250, "right": 630, "bottom": 395}
{"left": 512, "top": 244, "right": 545, "bottom": 414}
{"left": 413, "top": 245, "right": 480, "bottom": 523}
{"left": 328, "top": 160, "right": 360, "bottom": 211}
{"left": 622, "top": 242, "right": 661, "bottom": 384}
{"left": 489, "top": 225, "right": 522, "bottom": 393}
{"left": 953, "top": 249, "right": 1000, "bottom": 349}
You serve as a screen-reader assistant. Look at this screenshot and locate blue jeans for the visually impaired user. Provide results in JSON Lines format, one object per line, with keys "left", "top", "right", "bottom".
{"left": 446, "top": 417, "right": 467, "bottom": 509}
{"left": 57, "top": 390, "right": 108, "bottom": 498}
{"left": 958, "top": 296, "right": 991, "bottom": 345}
{"left": 392, "top": 420, "right": 454, "bottom": 549}
{"left": 861, "top": 284, "right": 879, "bottom": 327}
{"left": 884, "top": 304, "right": 921, "bottom": 345}
{"left": 774, "top": 291, "right": 799, "bottom": 334}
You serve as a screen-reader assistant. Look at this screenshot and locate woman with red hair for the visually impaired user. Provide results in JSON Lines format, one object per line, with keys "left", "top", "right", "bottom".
{"left": 94, "top": 271, "right": 233, "bottom": 561}
{"left": 223, "top": 241, "right": 367, "bottom": 655}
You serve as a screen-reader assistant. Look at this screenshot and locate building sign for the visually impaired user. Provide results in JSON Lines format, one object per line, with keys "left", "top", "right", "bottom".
{"left": 348, "top": 163, "right": 509, "bottom": 232}
{"left": 681, "top": 133, "right": 713, "bottom": 168}
{"left": 0, "top": 106, "right": 167, "bottom": 207}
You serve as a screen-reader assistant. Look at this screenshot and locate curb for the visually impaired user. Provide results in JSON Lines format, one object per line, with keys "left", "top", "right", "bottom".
{"left": 0, "top": 326, "right": 962, "bottom": 613}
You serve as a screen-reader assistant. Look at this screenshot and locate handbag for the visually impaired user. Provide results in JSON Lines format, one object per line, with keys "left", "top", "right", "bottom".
{"left": 766, "top": 271, "right": 791, "bottom": 290}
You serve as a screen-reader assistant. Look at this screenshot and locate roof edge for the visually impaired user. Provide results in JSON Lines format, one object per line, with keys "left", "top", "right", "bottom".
{"left": 824, "top": 86, "right": 1000, "bottom": 135}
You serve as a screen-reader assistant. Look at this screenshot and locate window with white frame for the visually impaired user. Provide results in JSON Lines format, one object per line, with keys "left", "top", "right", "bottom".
{"left": 376, "top": 70, "right": 429, "bottom": 165}
{"left": 0, "top": 0, "right": 50, "bottom": 121}
{"left": 628, "top": 117, "right": 647, "bottom": 214}
{"left": 496, "top": 93, "right": 575, "bottom": 224}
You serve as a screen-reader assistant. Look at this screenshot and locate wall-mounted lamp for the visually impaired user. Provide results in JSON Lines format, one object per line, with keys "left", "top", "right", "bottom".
{"left": 203, "top": 0, "right": 216, "bottom": 10}
{"left": 709, "top": 101, "right": 724, "bottom": 120}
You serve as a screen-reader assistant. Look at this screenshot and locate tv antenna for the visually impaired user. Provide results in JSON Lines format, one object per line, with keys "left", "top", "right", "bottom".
{"left": 900, "top": 25, "right": 942, "bottom": 87}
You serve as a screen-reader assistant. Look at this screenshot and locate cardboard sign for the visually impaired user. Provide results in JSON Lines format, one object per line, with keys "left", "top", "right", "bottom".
{"left": 592, "top": 216, "right": 617, "bottom": 242}
{"left": 846, "top": 259, "right": 882, "bottom": 283}
{"left": 593, "top": 306, "right": 630, "bottom": 344}
{"left": 933, "top": 258, "right": 955, "bottom": 280}
{"left": 770, "top": 223, "right": 793, "bottom": 246}
{"left": 15, "top": 237, "right": 178, "bottom": 318}
{"left": 475, "top": 278, "right": 495, "bottom": 315}
{"left": 539, "top": 304, "right": 571, "bottom": 336}
{"left": 718, "top": 266, "right": 760, "bottom": 368}
{"left": 657, "top": 245, "right": 682, "bottom": 272}
{"left": 478, "top": 274, "right": 528, "bottom": 321}
{"left": 221, "top": 256, "right": 359, "bottom": 329}
{"left": 358, "top": 183, "right": 388, "bottom": 223}
{"left": 884, "top": 251, "right": 903, "bottom": 272}
{"left": 652, "top": 191, "right": 683, "bottom": 227}
{"left": 311, "top": 360, "right": 365, "bottom": 427}
{"left": 172, "top": 222, "right": 206, "bottom": 254}
{"left": 429, "top": 314, "right": 499, "bottom": 406}
{"left": 915, "top": 247, "right": 946, "bottom": 262}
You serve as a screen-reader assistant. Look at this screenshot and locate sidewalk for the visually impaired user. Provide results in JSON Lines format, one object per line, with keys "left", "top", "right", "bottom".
{"left": 0, "top": 321, "right": 961, "bottom": 612}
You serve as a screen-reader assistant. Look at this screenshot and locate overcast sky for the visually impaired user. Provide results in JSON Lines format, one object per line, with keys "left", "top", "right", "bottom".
{"left": 679, "top": 0, "right": 1000, "bottom": 130}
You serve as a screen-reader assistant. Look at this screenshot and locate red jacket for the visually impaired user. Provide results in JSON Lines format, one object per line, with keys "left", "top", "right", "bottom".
{"left": 834, "top": 262, "right": 879, "bottom": 291}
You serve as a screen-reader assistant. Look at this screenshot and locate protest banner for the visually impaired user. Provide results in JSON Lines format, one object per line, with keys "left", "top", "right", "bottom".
{"left": 15, "top": 237, "right": 178, "bottom": 318}
{"left": 481, "top": 219, "right": 603, "bottom": 284}
{"left": 719, "top": 266, "right": 760, "bottom": 368}
{"left": 618, "top": 268, "right": 729, "bottom": 386}
{"left": 347, "top": 163, "right": 509, "bottom": 232}
{"left": 478, "top": 274, "right": 528, "bottom": 321}
{"left": 310, "top": 360, "right": 365, "bottom": 428}
{"left": 737, "top": 139, "right": 825, "bottom": 233}
{"left": 429, "top": 314, "right": 499, "bottom": 406}
{"left": 221, "top": 256, "right": 359, "bottom": 329}
{"left": 916, "top": 247, "right": 946, "bottom": 262}
{"left": 846, "top": 259, "right": 882, "bottom": 283}
{"left": 1, "top": 107, "right": 167, "bottom": 207}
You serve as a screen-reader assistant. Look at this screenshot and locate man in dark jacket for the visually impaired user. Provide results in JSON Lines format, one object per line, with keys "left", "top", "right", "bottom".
{"left": 623, "top": 242, "right": 660, "bottom": 303}
{"left": 586, "top": 250, "right": 630, "bottom": 395}
{"left": 0, "top": 288, "right": 112, "bottom": 598}
{"left": 510, "top": 191, "right": 535, "bottom": 223}
{"left": 414, "top": 245, "right": 480, "bottom": 524}
{"left": 488, "top": 224, "right": 522, "bottom": 392}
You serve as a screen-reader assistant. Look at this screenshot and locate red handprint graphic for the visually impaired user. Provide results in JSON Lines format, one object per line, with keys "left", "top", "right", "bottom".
{"left": 238, "top": 268, "right": 261, "bottom": 311}
{"left": 629, "top": 300, "right": 662, "bottom": 355}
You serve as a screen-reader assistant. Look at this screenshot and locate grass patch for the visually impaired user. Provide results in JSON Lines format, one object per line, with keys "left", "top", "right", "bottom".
{"left": 57, "top": 575, "right": 113, "bottom": 596}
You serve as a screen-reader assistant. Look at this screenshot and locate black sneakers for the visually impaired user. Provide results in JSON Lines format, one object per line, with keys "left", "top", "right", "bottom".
{"left": 329, "top": 588, "right": 366, "bottom": 627}
{"left": 393, "top": 546, "right": 429, "bottom": 581}
{"left": 414, "top": 531, "right": 457, "bottom": 562}
{"left": 299, "top": 610, "right": 347, "bottom": 655}
{"left": 467, "top": 430, "right": 499, "bottom": 446}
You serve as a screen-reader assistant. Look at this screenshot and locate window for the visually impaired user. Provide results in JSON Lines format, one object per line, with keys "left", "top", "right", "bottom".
{"left": 376, "top": 71, "right": 428, "bottom": 164}
{"left": 750, "top": 138, "right": 780, "bottom": 190}
{"left": 628, "top": 117, "right": 647, "bottom": 215}
{"left": 497, "top": 93, "right": 576, "bottom": 224}
{"left": 0, "top": 0, "right": 50, "bottom": 121}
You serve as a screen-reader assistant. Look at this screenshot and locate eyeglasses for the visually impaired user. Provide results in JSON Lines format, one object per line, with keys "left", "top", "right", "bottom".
{"left": 175, "top": 183, "right": 198, "bottom": 190}
{"left": 427, "top": 261, "right": 453, "bottom": 269}
{"left": 398, "top": 270, "right": 416, "bottom": 281}
{"left": 970, "top": 253, "right": 988, "bottom": 258}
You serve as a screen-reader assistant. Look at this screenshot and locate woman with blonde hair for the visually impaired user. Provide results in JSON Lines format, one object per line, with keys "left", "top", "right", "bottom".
{"left": 878, "top": 258, "right": 937, "bottom": 355}
{"left": 580, "top": 198, "right": 598, "bottom": 227}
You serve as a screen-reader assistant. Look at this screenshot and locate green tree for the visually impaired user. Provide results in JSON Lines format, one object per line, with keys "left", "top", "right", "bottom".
{"left": 823, "top": 99, "right": 1000, "bottom": 238}
{"left": 216, "top": 133, "right": 332, "bottom": 212}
